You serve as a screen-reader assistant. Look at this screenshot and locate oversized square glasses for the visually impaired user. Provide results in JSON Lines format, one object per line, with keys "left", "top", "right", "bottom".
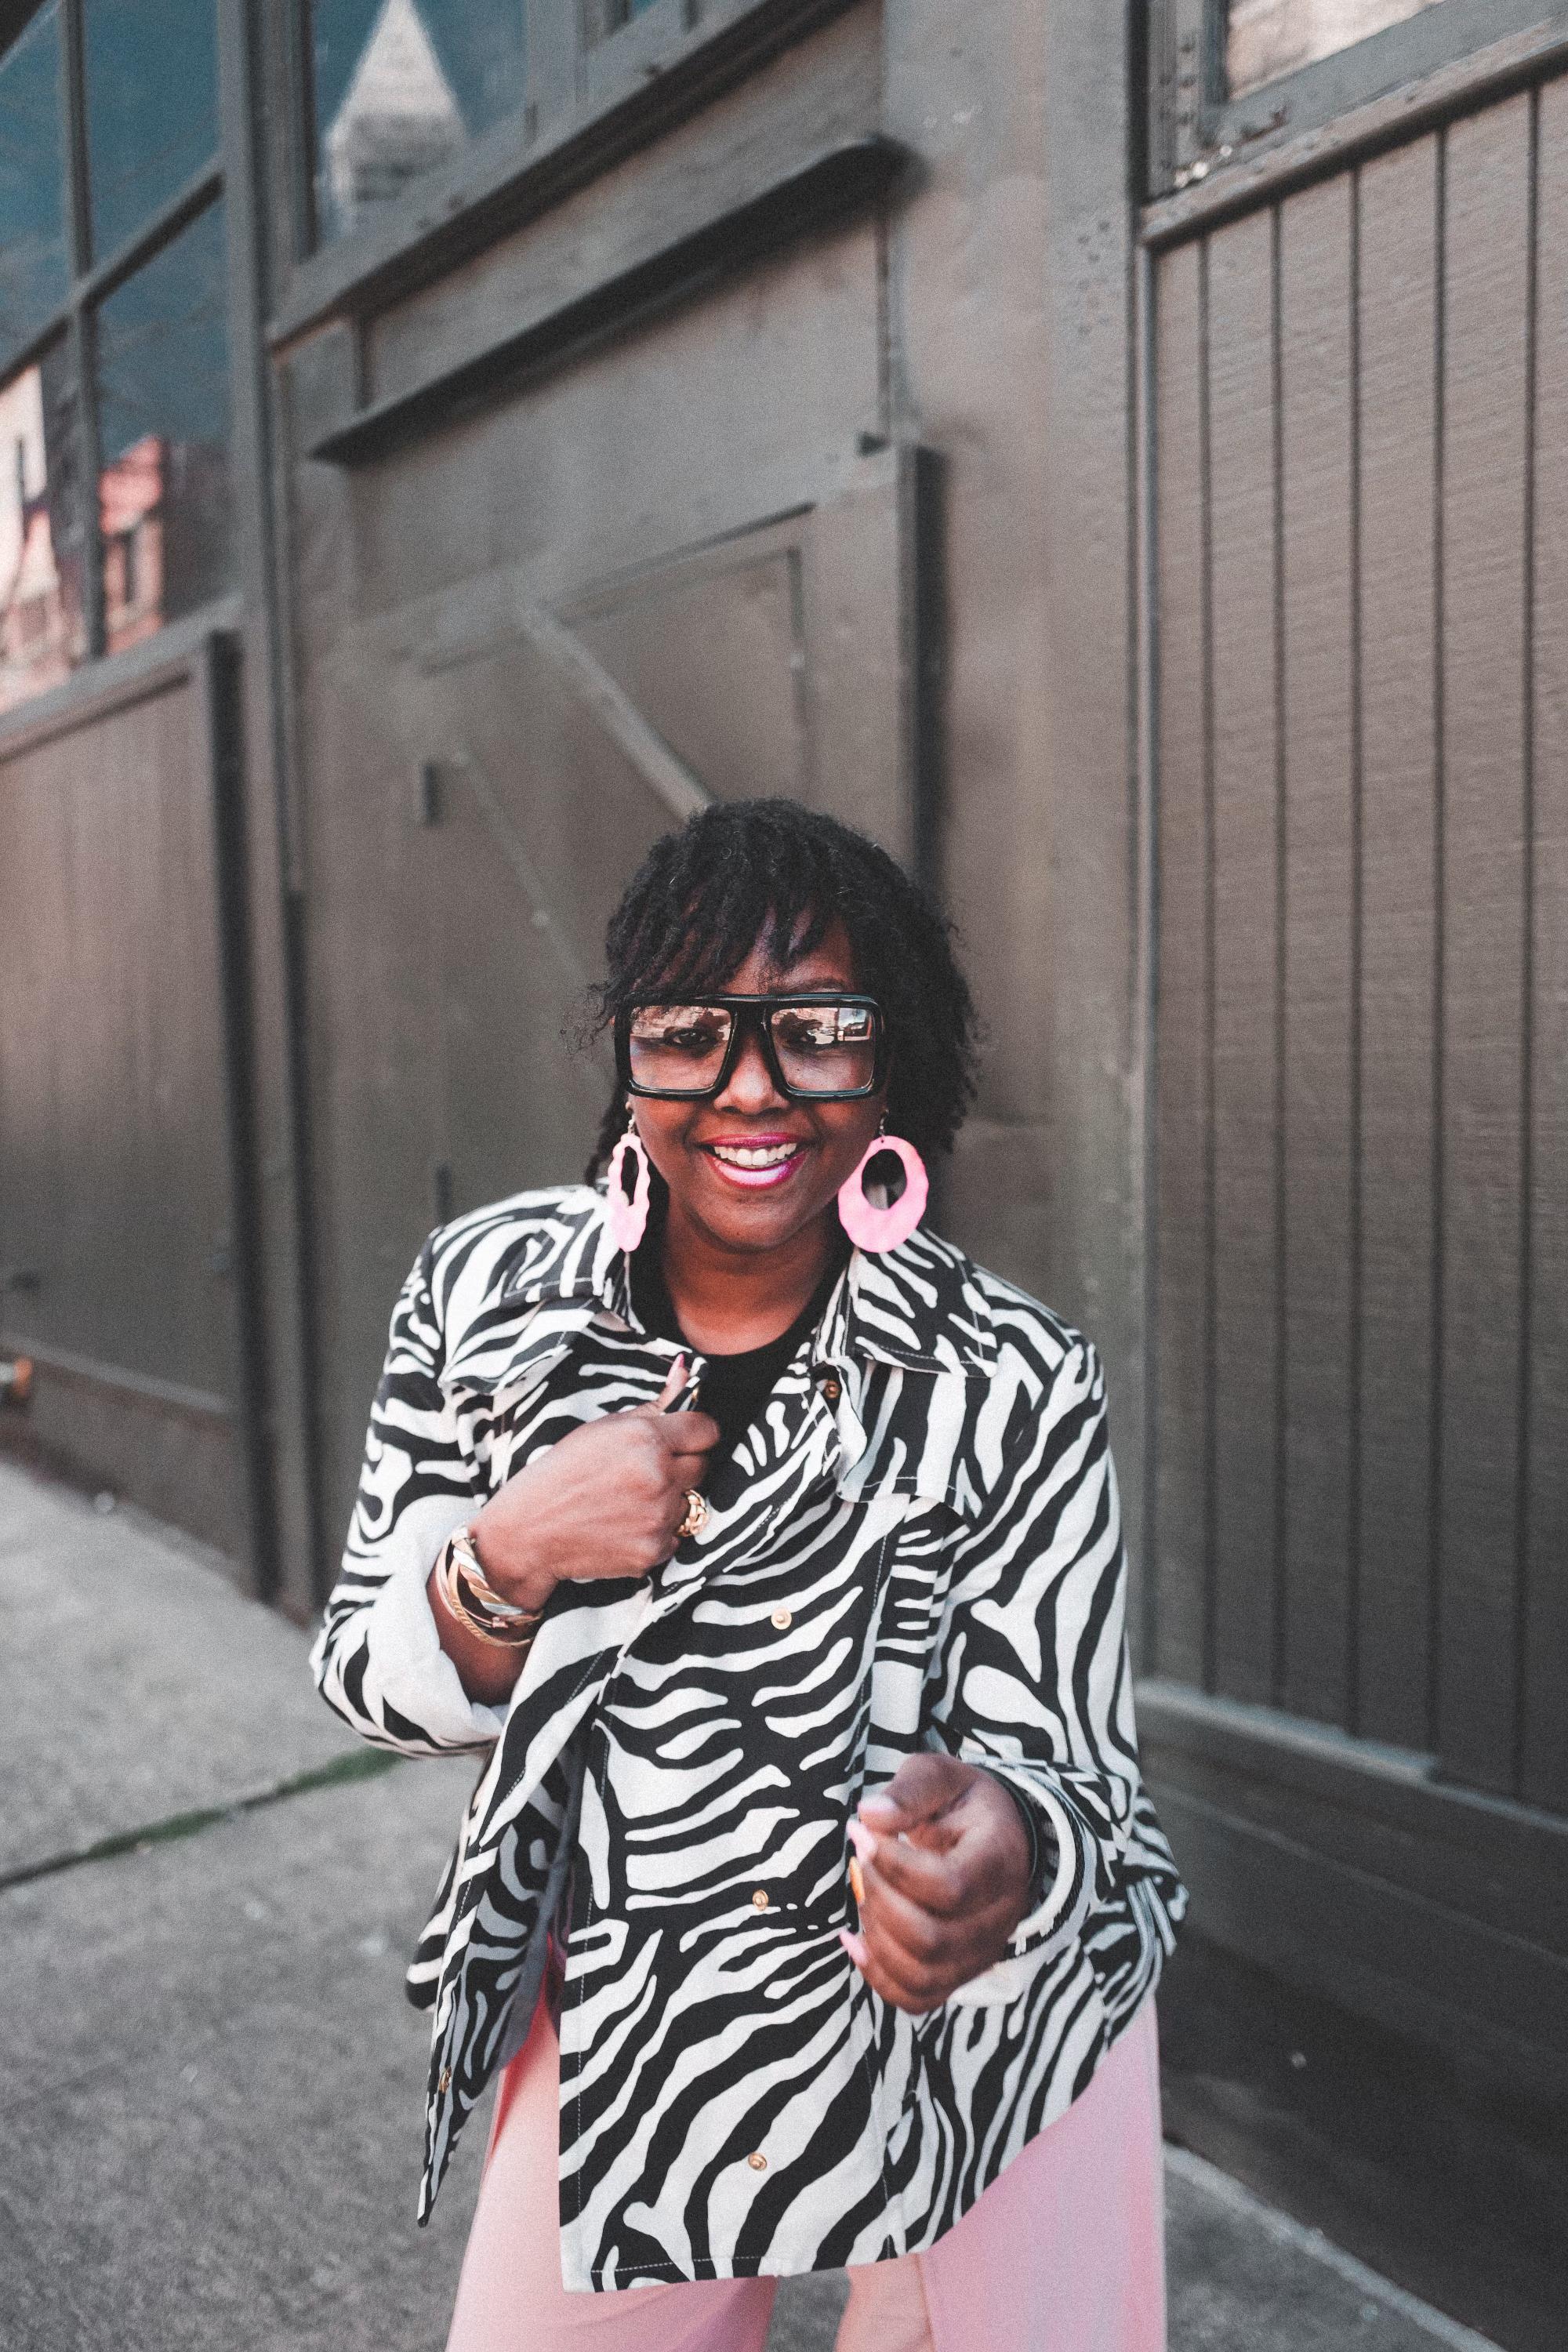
{"left": 616, "top": 993, "right": 887, "bottom": 1102}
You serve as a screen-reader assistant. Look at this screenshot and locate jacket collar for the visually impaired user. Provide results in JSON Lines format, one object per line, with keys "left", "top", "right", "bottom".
{"left": 501, "top": 1191, "right": 634, "bottom": 1323}
{"left": 495, "top": 1187, "right": 996, "bottom": 1379}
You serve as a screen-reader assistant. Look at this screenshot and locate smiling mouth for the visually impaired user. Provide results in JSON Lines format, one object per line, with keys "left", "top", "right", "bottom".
{"left": 701, "top": 1138, "right": 811, "bottom": 1187}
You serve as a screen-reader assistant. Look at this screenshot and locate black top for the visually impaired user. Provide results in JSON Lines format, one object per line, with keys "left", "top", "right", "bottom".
{"left": 631, "top": 1233, "right": 848, "bottom": 1459}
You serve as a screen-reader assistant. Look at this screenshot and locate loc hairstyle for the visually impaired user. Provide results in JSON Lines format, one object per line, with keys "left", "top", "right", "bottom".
{"left": 585, "top": 799, "right": 978, "bottom": 1179}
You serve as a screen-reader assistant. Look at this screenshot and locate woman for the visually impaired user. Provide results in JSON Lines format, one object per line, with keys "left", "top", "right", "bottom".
{"left": 314, "top": 799, "right": 1184, "bottom": 2351}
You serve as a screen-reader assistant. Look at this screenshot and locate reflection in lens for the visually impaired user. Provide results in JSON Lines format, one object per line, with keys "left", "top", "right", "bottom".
{"left": 627, "top": 1000, "right": 879, "bottom": 1096}
{"left": 770, "top": 1003, "right": 877, "bottom": 1094}
{"left": 627, "top": 1005, "right": 733, "bottom": 1091}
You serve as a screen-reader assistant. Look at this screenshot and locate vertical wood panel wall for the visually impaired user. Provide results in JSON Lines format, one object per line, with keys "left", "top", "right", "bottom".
{"left": 0, "top": 666, "right": 249, "bottom": 1554}
{"left": 1151, "top": 86, "right": 1568, "bottom": 1812}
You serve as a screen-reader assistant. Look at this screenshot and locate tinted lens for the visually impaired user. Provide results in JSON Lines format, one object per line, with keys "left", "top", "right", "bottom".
{"left": 768, "top": 1001, "right": 878, "bottom": 1094}
{"left": 626, "top": 1004, "right": 734, "bottom": 1093}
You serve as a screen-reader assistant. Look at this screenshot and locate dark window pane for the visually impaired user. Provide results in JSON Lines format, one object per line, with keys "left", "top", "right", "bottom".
{"left": 582, "top": 0, "right": 660, "bottom": 34}
{"left": 1229, "top": 0, "right": 1450, "bottom": 96}
{"left": 0, "top": 343, "right": 88, "bottom": 713}
{"left": 0, "top": 6, "right": 69, "bottom": 372}
{"left": 81, "top": 0, "right": 218, "bottom": 262}
{"left": 95, "top": 202, "right": 232, "bottom": 650}
{"left": 310, "top": 0, "right": 528, "bottom": 245}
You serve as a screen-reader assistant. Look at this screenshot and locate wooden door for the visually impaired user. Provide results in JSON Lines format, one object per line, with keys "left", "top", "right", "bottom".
{"left": 1145, "top": 5, "right": 1568, "bottom": 1813}
{"left": 309, "top": 448, "right": 935, "bottom": 1539}
{"left": 0, "top": 637, "right": 266, "bottom": 1563}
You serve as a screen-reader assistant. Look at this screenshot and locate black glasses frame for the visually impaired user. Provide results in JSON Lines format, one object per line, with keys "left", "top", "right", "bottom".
{"left": 615, "top": 992, "right": 887, "bottom": 1102}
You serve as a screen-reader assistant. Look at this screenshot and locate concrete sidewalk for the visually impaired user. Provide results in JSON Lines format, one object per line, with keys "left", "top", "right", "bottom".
{"left": 0, "top": 1462, "right": 1502, "bottom": 2352}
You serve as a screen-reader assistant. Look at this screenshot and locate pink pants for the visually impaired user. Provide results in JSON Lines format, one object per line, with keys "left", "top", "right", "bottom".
{"left": 446, "top": 1995, "right": 1166, "bottom": 2352}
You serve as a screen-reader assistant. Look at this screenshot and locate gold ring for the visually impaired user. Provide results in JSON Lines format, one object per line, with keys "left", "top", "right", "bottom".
{"left": 677, "top": 1489, "right": 710, "bottom": 1541}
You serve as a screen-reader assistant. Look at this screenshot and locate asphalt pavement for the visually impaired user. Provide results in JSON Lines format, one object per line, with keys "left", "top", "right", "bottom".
{"left": 0, "top": 1460, "right": 1502, "bottom": 2352}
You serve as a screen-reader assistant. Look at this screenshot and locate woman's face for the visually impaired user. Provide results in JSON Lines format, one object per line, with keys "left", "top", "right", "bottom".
{"left": 630, "top": 921, "right": 887, "bottom": 1259}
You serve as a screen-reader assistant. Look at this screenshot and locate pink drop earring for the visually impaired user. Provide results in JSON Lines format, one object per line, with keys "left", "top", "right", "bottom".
{"left": 604, "top": 1113, "right": 652, "bottom": 1251}
{"left": 837, "top": 1125, "right": 928, "bottom": 1253}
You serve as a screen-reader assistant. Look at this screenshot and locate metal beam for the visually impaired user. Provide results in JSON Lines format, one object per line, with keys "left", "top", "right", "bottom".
{"left": 308, "top": 136, "right": 909, "bottom": 465}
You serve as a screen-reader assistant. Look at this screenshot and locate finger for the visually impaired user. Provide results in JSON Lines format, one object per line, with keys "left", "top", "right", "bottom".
{"left": 858, "top": 1851, "right": 1004, "bottom": 1969}
{"left": 858, "top": 1752, "right": 971, "bottom": 1835}
{"left": 630, "top": 1359, "right": 698, "bottom": 1421}
{"left": 676, "top": 1410, "right": 722, "bottom": 1451}
{"left": 648, "top": 1406, "right": 721, "bottom": 1453}
{"left": 841, "top": 1925, "right": 929, "bottom": 2013}
{"left": 857, "top": 1832, "right": 976, "bottom": 1922}
{"left": 858, "top": 1872, "right": 1015, "bottom": 2002}
{"left": 844, "top": 1922, "right": 954, "bottom": 2015}
{"left": 866, "top": 1813, "right": 1016, "bottom": 1918}
{"left": 850, "top": 1816, "right": 960, "bottom": 1903}
{"left": 862, "top": 1892, "right": 1015, "bottom": 2001}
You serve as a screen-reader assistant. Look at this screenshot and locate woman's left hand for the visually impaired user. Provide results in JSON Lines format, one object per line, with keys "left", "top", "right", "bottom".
{"left": 840, "top": 1753, "right": 1036, "bottom": 2013}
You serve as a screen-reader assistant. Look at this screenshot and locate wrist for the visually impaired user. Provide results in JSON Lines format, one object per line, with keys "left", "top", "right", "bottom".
{"left": 470, "top": 1510, "right": 557, "bottom": 1615}
{"left": 434, "top": 1529, "right": 543, "bottom": 1650}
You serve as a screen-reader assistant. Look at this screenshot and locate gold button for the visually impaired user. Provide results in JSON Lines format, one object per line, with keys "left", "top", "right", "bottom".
{"left": 438, "top": 2067, "right": 452, "bottom": 2093}
{"left": 751, "top": 1888, "right": 770, "bottom": 1910}
{"left": 747, "top": 2151, "right": 768, "bottom": 2172}
{"left": 771, "top": 1607, "right": 793, "bottom": 1631}
{"left": 820, "top": 1377, "right": 841, "bottom": 1402}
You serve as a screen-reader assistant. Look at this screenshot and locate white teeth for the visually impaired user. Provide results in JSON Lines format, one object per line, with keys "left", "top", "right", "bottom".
{"left": 710, "top": 1143, "right": 799, "bottom": 1169}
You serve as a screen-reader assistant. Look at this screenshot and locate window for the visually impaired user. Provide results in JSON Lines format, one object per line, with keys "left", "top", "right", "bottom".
{"left": 582, "top": 0, "right": 662, "bottom": 33}
{"left": 309, "top": 0, "right": 530, "bottom": 245}
{"left": 1228, "top": 0, "right": 1450, "bottom": 97}
{"left": 1153, "top": 0, "right": 1568, "bottom": 196}
{"left": 0, "top": 1, "right": 232, "bottom": 717}
{"left": 305, "top": 0, "right": 670, "bottom": 250}
{"left": 0, "top": 7, "right": 67, "bottom": 360}
{"left": 95, "top": 205, "right": 232, "bottom": 655}
{"left": 0, "top": 346, "right": 85, "bottom": 706}
{"left": 80, "top": 0, "right": 219, "bottom": 262}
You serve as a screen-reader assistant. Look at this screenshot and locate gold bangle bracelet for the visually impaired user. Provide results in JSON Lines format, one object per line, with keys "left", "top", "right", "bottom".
{"left": 435, "top": 1536, "right": 541, "bottom": 1650}
{"left": 452, "top": 1526, "right": 545, "bottom": 1626}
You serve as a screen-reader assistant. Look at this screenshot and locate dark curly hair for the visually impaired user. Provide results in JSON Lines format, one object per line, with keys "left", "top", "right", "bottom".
{"left": 585, "top": 800, "right": 978, "bottom": 1178}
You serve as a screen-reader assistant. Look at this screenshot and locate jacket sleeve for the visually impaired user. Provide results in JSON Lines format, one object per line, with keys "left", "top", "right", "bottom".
{"left": 310, "top": 1236, "right": 506, "bottom": 1759}
{"left": 924, "top": 1337, "right": 1146, "bottom": 2003}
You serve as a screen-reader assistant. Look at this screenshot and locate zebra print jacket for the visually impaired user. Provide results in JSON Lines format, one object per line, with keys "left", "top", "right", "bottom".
{"left": 312, "top": 1185, "right": 1185, "bottom": 2288}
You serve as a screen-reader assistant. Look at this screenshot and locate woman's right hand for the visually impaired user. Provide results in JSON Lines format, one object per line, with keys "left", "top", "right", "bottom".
{"left": 467, "top": 1355, "right": 720, "bottom": 1617}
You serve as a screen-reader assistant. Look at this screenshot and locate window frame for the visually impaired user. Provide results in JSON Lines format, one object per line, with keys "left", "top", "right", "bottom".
{"left": 1148, "top": 0, "right": 1568, "bottom": 194}
{"left": 271, "top": 0, "right": 848, "bottom": 344}
{"left": 0, "top": 0, "right": 231, "bottom": 687}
